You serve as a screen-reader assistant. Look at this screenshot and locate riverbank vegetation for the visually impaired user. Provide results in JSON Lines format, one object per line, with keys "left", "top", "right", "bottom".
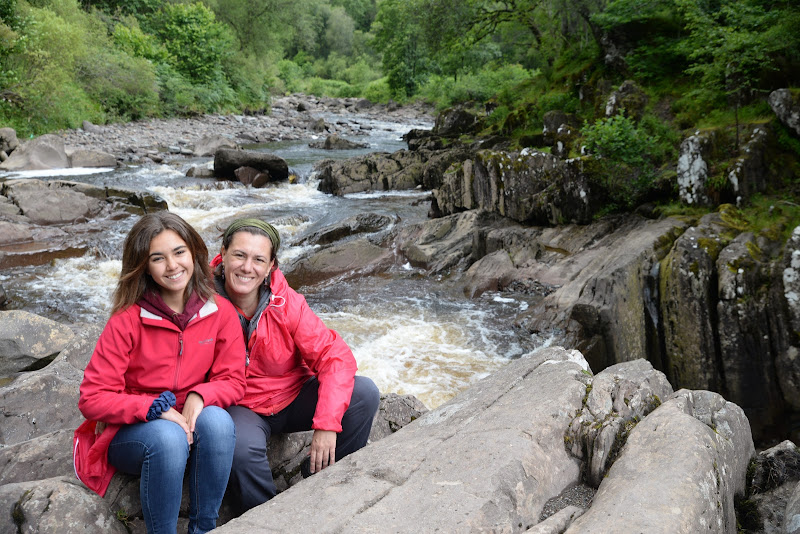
{"left": 1, "top": 0, "right": 800, "bottom": 220}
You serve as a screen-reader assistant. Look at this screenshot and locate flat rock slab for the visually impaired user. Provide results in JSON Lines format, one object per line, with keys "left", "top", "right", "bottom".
{"left": 216, "top": 347, "right": 589, "bottom": 533}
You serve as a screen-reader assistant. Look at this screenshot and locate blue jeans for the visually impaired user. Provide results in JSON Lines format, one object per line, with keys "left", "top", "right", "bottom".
{"left": 108, "top": 406, "right": 236, "bottom": 534}
{"left": 227, "top": 375, "right": 380, "bottom": 515}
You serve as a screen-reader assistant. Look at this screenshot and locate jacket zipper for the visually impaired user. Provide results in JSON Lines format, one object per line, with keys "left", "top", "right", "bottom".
{"left": 174, "top": 333, "right": 184, "bottom": 391}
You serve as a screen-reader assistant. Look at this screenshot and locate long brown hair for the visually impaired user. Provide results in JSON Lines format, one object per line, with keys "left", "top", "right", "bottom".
{"left": 111, "top": 212, "right": 214, "bottom": 315}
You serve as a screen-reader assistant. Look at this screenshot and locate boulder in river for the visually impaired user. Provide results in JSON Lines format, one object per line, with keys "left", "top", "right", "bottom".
{"left": 213, "top": 148, "right": 289, "bottom": 182}
{"left": 0, "top": 310, "right": 75, "bottom": 375}
{"left": 308, "top": 134, "right": 369, "bottom": 150}
{"left": 0, "top": 134, "right": 68, "bottom": 171}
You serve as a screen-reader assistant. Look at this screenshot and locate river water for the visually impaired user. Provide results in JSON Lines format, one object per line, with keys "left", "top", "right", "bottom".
{"left": 2, "top": 114, "right": 548, "bottom": 408}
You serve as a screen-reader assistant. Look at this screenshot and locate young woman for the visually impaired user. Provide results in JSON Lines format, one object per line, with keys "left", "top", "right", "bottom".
{"left": 75, "top": 212, "right": 246, "bottom": 534}
{"left": 212, "top": 218, "right": 380, "bottom": 515}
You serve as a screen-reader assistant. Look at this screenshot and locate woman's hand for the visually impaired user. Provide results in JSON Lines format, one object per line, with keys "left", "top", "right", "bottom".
{"left": 309, "top": 429, "right": 337, "bottom": 474}
{"left": 182, "top": 392, "right": 205, "bottom": 438}
{"left": 161, "top": 407, "right": 192, "bottom": 444}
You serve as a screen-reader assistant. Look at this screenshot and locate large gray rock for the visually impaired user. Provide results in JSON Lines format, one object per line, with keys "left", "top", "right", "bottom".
{"left": 0, "top": 127, "right": 19, "bottom": 155}
{"left": 285, "top": 239, "right": 394, "bottom": 288}
{"left": 567, "top": 389, "right": 754, "bottom": 533}
{"left": 0, "top": 310, "right": 75, "bottom": 374}
{"left": 716, "top": 230, "right": 786, "bottom": 437}
{"left": 785, "top": 480, "right": 800, "bottom": 534}
{"left": 677, "top": 133, "right": 712, "bottom": 206}
{"left": 778, "top": 226, "right": 800, "bottom": 411}
{"left": 215, "top": 347, "right": 589, "bottom": 533}
{"left": 660, "top": 213, "right": 728, "bottom": 391}
{"left": 193, "top": 134, "right": 237, "bottom": 157}
{"left": 308, "top": 134, "right": 369, "bottom": 150}
{"left": 213, "top": 148, "right": 289, "bottom": 182}
{"left": 433, "top": 149, "right": 599, "bottom": 225}
{"left": 297, "top": 213, "right": 395, "bottom": 247}
{"left": 0, "top": 476, "right": 128, "bottom": 534}
{"left": 67, "top": 149, "right": 117, "bottom": 168}
{"left": 0, "top": 429, "right": 74, "bottom": 485}
{"left": 0, "top": 134, "right": 69, "bottom": 171}
{"left": 315, "top": 149, "right": 427, "bottom": 195}
{"left": 2, "top": 179, "right": 104, "bottom": 224}
{"left": 769, "top": 88, "right": 800, "bottom": 138}
{"left": 566, "top": 359, "right": 674, "bottom": 487}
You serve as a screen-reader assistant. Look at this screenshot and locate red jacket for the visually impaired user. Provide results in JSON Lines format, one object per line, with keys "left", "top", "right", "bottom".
{"left": 75, "top": 297, "right": 246, "bottom": 496}
{"left": 236, "top": 268, "right": 357, "bottom": 433}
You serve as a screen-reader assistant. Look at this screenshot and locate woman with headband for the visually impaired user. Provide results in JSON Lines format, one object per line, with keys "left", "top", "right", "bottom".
{"left": 211, "top": 218, "right": 380, "bottom": 515}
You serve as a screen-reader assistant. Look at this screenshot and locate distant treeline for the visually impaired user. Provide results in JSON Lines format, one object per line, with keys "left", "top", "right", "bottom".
{"left": 1, "top": 0, "right": 799, "bottom": 137}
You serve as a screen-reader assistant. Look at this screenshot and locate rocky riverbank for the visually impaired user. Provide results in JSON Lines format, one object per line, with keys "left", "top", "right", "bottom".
{"left": 2, "top": 91, "right": 800, "bottom": 532}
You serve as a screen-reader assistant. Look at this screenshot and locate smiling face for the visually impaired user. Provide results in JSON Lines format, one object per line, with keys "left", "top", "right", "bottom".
{"left": 147, "top": 229, "right": 194, "bottom": 307}
{"left": 221, "top": 231, "right": 275, "bottom": 303}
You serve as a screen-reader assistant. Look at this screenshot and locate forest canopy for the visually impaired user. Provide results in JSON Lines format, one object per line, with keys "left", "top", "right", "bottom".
{"left": 0, "top": 0, "right": 798, "bottom": 138}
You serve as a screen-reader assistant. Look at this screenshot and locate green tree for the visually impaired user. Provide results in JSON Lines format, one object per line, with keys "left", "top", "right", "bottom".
{"left": 373, "top": 0, "right": 430, "bottom": 97}
{"left": 676, "top": 0, "right": 800, "bottom": 145}
{"left": 145, "top": 2, "right": 232, "bottom": 83}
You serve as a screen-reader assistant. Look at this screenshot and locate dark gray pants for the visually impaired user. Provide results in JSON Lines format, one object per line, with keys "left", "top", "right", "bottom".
{"left": 226, "top": 375, "right": 380, "bottom": 515}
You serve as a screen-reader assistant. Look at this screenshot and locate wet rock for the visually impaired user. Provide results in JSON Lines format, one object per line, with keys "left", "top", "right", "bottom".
{"left": 660, "top": 213, "right": 728, "bottom": 391}
{"left": 390, "top": 210, "right": 480, "bottom": 274}
{"left": 285, "top": 239, "right": 394, "bottom": 288}
{"left": 297, "top": 213, "right": 395, "bottom": 246}
{"left": 234, "top": 166, "right": 270, "bottom": 188}
{"left": 315, "top": 150, "right": 427, "bottom": 195}
{"left": 769, "top": 88, "right": 800, "bottom": 138}
{"left": 716, "top": 230, "right": 786, "bottom": 437}
{"left": 0, "top": 133, "right": 69, "bottom": 171}
{"left": 213, "top": 148, "right": 289, "bottom": 182}
{"left": 777, "top": 226, "right": 800, "bottom": 412}
{"left": 185, "top": 162, "right": 215, "bottom": 178}
{"left": 0, "top": 310, "right": 75, "bottom": 375}
{"left": 214, "top": 347, "right": 588, "bottom": 533}
{"left": 193, "top": 134, "right": 237, "bottom": 157}
{"left": 308, "top": 134, "right": 369, "bottom": 150}
{"left": 568, "top": 389, "right": 754, "bottom": 533}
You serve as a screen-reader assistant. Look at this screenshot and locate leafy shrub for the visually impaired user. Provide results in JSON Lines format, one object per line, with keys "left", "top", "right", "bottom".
{"left": 582, "top": 114, "right": 661, "bottom": 209}
{"left": 77, "top": 47, "right": 159, "bottom": 121}
{"left": 144, "top": 2, "right": 233, "bottom": 84}
{"left": 418, "top": 63, "right": 534, "bottom": 108}
{"left": 363, "top": 77, "right": 392, "bottom": 103}
{"left": 276, "top": 59, "right": 305, "bottom": 94}
{"left": 112, "top": 20, "right": 170, "bottom": 64}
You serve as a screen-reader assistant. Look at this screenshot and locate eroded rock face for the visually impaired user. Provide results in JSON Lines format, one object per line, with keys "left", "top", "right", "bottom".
{"left": 434, "top": 149, "right": 599, "bottom": 225}
{"left": 566, "top": 359, "right": 674, "bottom": 487}
{"left": 659, "top": 213, "right": 727, "bottom": 391}
{"left": 567, "top": 389, "right": 754, "bottom": 534}
{"left": 315, "top": 149, "right": 428, "bottom": 195}
{"left": 769, "top": 88, "right": 800, "bottom": 138}
{"left": 677, "top": 133, "right": 711, "bottom": 206}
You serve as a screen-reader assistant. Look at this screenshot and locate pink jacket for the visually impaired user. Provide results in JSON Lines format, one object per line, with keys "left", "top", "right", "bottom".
{"left": 75, "top": 297, "right": 246, "bottom": 496}
{"left": 237, "top": 268, "right": 357, "bottom": 432}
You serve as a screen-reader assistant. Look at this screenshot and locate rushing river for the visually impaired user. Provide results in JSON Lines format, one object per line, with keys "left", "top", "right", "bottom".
{"left": 2, "top": 114, "right": 548, "bottom": 408}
